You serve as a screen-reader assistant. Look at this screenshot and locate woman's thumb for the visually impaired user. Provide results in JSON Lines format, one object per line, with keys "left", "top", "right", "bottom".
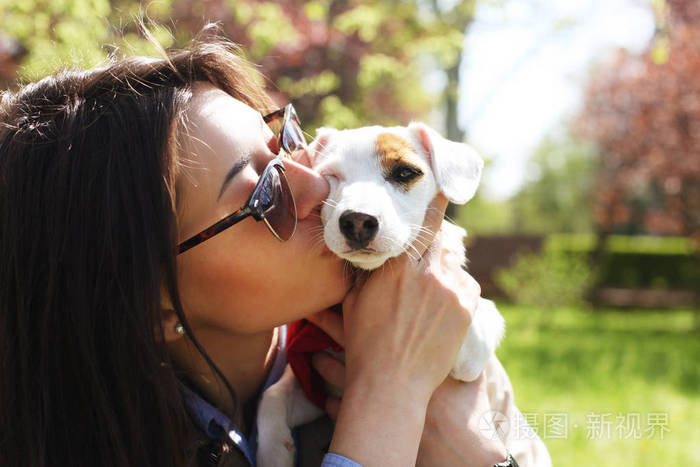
{"left": 410, "top": 193, "right": 448, "bottom": 258}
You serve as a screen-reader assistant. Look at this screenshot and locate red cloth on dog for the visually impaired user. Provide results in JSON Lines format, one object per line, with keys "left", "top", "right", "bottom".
{"left": 287, "top": 313, "right": 344, "bottom": 409}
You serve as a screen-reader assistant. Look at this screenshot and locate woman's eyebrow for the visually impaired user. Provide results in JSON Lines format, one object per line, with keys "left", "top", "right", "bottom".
{"left": 217, "top": 155, "right": 251, "bottom": 201}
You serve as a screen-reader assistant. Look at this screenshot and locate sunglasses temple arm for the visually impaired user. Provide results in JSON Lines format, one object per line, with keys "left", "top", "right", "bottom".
{"left": 177, "top": 207, "right": 252, "bottom": 254}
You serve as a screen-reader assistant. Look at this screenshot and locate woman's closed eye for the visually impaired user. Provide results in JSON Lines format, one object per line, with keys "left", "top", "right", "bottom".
{"left": 218, "top": 156, "right": 251, "bottom": 201}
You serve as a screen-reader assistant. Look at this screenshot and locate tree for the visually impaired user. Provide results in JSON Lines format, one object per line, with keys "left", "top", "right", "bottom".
{"left": 509, "top": 130, "right": 597, "bottom": 234}
{"left": 1, "top": 0, "right": 481, "bottom": 139}
{"left": 166, "top": 0, "right": 479, "bottom": 135}
{"left": 456, "top": 130, "right": 597, "bottom": 236}
{"left": 578, "top": 0, "right": 700, "bottom": 240}
{"left": 2, "top": 0, "right": 492, "bottom": 226}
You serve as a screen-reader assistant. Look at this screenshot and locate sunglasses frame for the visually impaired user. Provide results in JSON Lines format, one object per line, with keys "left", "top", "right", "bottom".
{"left": 177, "top": 104, "right": 305, "bottom": 254}
{"left": 178, "top": 156, "right": 296, "bottom": 254}
{"left": 263, "top": 103, "right": 306, "bottom": 155}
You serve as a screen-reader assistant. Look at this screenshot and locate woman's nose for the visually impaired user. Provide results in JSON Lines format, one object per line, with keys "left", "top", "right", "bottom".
{"left": 283, "top": 157, "right": 329, "bottom": 219}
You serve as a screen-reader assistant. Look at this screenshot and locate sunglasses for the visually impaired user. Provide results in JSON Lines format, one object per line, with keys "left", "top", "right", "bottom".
{"left": 177, "top": 104, "right": 307, "bottom": 254}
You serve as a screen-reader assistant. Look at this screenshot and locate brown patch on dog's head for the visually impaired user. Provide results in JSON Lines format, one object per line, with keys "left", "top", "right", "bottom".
{"left": 376, "top": 133, "right": 426, "bottom": 191}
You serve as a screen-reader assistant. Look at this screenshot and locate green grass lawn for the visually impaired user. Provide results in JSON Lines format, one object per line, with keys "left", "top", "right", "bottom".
{"left": 496, "top": 305, "right": 700, "bottom": 466}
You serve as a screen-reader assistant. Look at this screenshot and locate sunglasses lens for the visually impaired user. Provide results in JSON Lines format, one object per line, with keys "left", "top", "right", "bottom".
{"left": 281, "top": 113, "right": 307, "bottom": 154}
{"left": 259, "top": 165, "right": 297, "bottom": 240}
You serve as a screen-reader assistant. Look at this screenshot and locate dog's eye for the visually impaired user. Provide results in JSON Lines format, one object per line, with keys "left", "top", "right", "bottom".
{"left": 390, "top": 165, "right": 423, "bottom": 184}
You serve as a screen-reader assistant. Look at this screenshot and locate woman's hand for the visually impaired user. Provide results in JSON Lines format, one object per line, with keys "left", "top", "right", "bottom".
{"left": 309, "top": 324, "right": 508, "bottom": 467}
{"left": 418, "top": 376, "right": 508, "bottom": 467}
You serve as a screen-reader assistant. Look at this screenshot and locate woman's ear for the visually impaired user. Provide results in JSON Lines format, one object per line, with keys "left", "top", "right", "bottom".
{"left": 160, "top": 283, "right": 185, "bottom": 342}
{"left": 160, "top": 307, "right": 185, "bottom": 342}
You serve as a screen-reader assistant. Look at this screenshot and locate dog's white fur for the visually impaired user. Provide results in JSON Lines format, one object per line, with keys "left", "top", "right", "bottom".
{"left": 256, "top": 123, "right": 505, "bottom": 467}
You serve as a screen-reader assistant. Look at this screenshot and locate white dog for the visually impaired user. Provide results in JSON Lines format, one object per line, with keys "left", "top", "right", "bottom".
{"left": 256, "top": 123, "right": 505, "bottom": 467}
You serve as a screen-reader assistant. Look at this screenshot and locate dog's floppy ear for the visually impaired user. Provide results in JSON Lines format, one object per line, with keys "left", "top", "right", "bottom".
{"left": 408, "top": 122, "right": 483, "bottom": 204}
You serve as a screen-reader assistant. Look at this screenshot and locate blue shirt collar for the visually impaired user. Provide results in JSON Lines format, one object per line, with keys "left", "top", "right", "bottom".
{"left": 179, "top": 325, "right": 288, "bottom": 465}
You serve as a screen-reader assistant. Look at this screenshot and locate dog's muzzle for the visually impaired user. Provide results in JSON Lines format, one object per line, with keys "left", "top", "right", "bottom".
{"left": 339, "top": 210, "right": 378, "bottom": 250}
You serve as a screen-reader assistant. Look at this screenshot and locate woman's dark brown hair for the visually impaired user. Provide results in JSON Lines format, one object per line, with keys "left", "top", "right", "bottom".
{"left": 0, "top": 28, "right": 273, "bottom": 467}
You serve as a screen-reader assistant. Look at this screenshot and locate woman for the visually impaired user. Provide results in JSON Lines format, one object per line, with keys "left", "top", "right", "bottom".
{"left": 0, "top": 31, "right": 534, "bottom": 466}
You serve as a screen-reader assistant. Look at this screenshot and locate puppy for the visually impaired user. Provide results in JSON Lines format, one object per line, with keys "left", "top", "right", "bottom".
{"left": 256, "top": 123, "right": 505, "bottom": 467}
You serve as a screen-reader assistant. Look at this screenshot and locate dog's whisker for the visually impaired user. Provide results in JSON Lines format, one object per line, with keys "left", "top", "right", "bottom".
{"left": 306, "top": 223, "right": 325, "bottom": 233}
{"left": 311, "top": 232, "right": 328, "bottom": 248}
{"left": 305, "top": 131, "right": 334, "bottom": 155}
{"left": 342, "top": 261, "right": 356, "bottom": 284}
{"left": 409, "top": 238, "right": 430, "bottom": 255}
{"left": 302, "top": 129, "right": 319, "bottom": 143}
{"left": 403, "top": 243, "right": 421, "bottom": 262}
{"left": 403, "top": 250, "right": 419, "bottom": 262}
{"left": 310, "top": 234, "right": 325, "bottom": 247}
{"left": 408, "top": 224, "right": 435, "bottom": 235}
{"left": 411, "top": 236, "right": 429, "bottom": 248}
{"left": 411, "top": 225, "right": 431, "bottom": 235}
{"left": 406, "top": 241, "right": 420, "bottom": 256}
{"left": 386, "top": 256, "right": 397, "bottom": 276}
{"left": 411, "top": 231, "right": 436, "bottom": 247}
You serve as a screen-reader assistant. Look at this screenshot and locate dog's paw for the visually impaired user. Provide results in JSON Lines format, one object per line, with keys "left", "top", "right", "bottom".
{"left": 256, "top": 430, "right": 296, "bottom": 467}
{"left": 450, "top": 354, "right": 487, "bottom": 381}
{"left": 256, "top": 379, "right": 296, "bottom": 467}
{"left": 256, "top": 399, "right": 295, "bottom": 467}
{"left": 451, "top": 298, "right": 505, "bottom": 382}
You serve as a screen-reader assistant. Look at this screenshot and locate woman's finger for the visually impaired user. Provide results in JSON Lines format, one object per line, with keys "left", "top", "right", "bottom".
{"left": 306, "top": 308, "right": 345, "bottom": 346}
{"left": 341, "top": 285, "right": 359, "bottom": 315}
{"left": 407, "top": 193, "right": 448, "bottom": 259}
{"left": 325, "top": 395, "right": 341, "bottom": 421}
{"left": 311, "top": 352, "right": 346, "bottom": 388}
{"left": 290, "top": 146, "right": 313, "bottom": 167}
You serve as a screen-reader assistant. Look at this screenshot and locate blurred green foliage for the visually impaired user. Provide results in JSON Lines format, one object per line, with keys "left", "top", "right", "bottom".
{"left": 0, "top": 0, "right": 480, "bottom": 138}
{"left": 547, "top": 234, "right": 699, "bottom": 290}
{"left": 495, "top": 247, "right": 592, "bottom": 307}
{"left": 498, "top": 304, "right": 700, "bottom": 466}
{"left": 455, "top": 192, "right": 514, "bottom": 235}
{"left": 494, "top": 233, "right": 698, "bottom": 306}
{"left": 457, "top": 131, "right": 597, "bottom": 236}
{"left": 0, "top": 0, "right": 111, "bottom": 79}
{"left": 509, "top": 132, "right": 597, "bottom": 234}
{"left": 597, "top": 251, "right": 699, "bottom": 290}
{"left": 546, "top": 233, "right": 698, "bottom": 255}
{"left": 0, "top": 0, "right": 187, "bottom": 80}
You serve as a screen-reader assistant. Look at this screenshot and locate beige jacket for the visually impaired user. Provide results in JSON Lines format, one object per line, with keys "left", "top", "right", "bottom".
{"left": 483, "top": 356, "right": 552, "bottom": 467}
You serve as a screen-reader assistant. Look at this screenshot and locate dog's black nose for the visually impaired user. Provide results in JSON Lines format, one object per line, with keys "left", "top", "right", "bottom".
{"left": 339, "top": 210, "right": 379, "bottom": 250}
